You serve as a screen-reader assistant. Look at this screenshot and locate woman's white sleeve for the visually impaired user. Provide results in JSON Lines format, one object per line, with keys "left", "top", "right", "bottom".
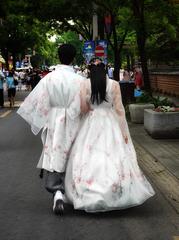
{"left": 112, "top": 81, "right": 129, "bottom": 138}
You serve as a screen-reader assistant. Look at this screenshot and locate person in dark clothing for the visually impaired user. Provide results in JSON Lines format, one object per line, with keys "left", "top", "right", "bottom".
{"left": 30, "top": 69, "right": 41, "bottom": 90}
{"left": 0, "top": 70, "right": 5, "bottom": 108}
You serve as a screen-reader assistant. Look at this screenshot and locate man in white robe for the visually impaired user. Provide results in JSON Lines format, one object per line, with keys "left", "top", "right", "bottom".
{"left": 17, "top": 44, "right": 87, "bottom": 214}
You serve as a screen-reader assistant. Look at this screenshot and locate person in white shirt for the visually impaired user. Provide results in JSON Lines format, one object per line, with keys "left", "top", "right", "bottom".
{"left": 17, "top": 44, "right": 88, "bottom": 215}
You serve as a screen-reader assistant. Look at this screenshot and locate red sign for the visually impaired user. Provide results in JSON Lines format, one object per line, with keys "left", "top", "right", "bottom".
{"left": 95, "top": 45, "right": 105, "bottom": 57}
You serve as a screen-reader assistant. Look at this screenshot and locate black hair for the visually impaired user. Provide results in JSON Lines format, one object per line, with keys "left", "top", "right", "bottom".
{"left": 89, "top": 57, "right": 102, "bottom": 65}
{"left": 89, "top": 63, "right": 107, "bottom": 105}
{"left": 58, "top": 44, "right": 76, "bottom": 65}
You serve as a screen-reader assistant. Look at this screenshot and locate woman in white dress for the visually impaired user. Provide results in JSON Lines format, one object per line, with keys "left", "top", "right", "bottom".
{"left": 65, "top": 61, "right": 155, "bottom": 212}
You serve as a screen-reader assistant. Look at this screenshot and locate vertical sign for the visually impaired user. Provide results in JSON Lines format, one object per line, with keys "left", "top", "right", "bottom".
{"left": 97, "top": 40, "right": 108, "bottom": 64}
{"left": 83, "top": 41, "right": 95, "bottom": 64}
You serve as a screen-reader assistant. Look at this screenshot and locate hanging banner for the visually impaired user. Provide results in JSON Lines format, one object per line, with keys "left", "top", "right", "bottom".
{"left": 83, "top": 40, "right": 108, "bottom": 64}
{"left": 104, "top": 14, "right": 112, "bottom": 34}
{"left": 83, "top": 41, "right": 95, "bottom": 64}
{"left": 96, "top": 40, "right": 108, "bottom": 65}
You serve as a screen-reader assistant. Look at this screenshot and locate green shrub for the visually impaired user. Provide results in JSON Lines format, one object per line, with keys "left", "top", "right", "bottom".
{"left": 136, "top": 91, "right": 174, "bottom": 108}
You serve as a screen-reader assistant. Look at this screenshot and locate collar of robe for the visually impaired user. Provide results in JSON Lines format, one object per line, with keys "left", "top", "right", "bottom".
{"left": 56, "top": 64, "right": 75, "bottom": 73}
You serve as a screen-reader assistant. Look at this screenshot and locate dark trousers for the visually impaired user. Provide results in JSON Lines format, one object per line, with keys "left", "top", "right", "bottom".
{"left": 0, "top": 89, "right": 4, "bottom": 107}
{"left": 45, "top": 171, "right": 65, "bottom": 194}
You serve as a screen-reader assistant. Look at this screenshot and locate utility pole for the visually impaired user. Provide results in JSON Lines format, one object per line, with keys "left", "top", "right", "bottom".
{"left": 92, "top": 3, "right": 98, "bottom": 40}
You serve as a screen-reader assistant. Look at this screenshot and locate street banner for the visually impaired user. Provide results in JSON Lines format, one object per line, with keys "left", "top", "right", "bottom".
{"left": 83, "top": 41, "right": 95, "bottom": 64}
{"left": 104, "top": 14, "right": 112, "bottom": 34}
{"left": 96, "top": 40, "right": 108, "bottom": 64}
{"left": 83, "top": 40, "right": 108, "bottom": 64}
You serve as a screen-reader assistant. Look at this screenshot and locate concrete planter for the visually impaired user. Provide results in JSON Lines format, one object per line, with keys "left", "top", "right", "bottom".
{"left": 144, "top": 109, "right": 179, "bottom": 139}
{"left": 129, "top": 103, "right": 154, "bottom": 123}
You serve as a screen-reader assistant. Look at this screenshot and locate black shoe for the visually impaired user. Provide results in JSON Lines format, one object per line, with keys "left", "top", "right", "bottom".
{"left": 53, "top": 199, "right": 64, "bottom": 215}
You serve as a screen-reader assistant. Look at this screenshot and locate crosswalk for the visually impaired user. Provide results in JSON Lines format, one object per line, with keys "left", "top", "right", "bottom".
{"left": 0, "top": 110, "right": 12, "bottom": 118}
{"left": 3, "top": 101, "right": 22, "bottom": 108}
{"left": 0, "top": 101, "right": 22, "bottom": 118}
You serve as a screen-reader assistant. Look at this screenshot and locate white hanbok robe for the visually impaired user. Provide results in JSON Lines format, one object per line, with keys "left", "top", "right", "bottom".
{"left": 65, "top": 78, "right": 155, "bottom": 212}
{"left": 17, "top": 65, "right": 85, "bottom": 173}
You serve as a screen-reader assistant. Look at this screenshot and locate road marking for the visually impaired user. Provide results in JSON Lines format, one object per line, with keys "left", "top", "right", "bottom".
{"left": 0, "top": 110, "right": 12, "bottom": 118}
{"left": 4, "top": 101, "right": 22, "bottom": 108}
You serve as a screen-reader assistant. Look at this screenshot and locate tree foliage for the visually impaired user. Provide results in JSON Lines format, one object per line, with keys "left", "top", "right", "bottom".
{"left": 1, "top": 0, "right": 179, "bottom": 83}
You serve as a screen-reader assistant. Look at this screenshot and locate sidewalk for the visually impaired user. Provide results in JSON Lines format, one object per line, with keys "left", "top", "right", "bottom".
{"left": 129, "top": 122, "right": 179, "bottom": 213}
{"left": 129, "top": 122, "right": 179, "bottom": 179}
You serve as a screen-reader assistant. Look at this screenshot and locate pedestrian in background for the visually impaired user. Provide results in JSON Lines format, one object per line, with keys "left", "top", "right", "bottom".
{"left": 18, "top": 70, "right": 26, "bottom": 91}
{"left": 0, "top": 69, "right": 5, "bottom": 108}
{"left": 6, "top": 71, "right": 16, "bottom": 108}
{"left": 107, "top": 64, "right": 114, "bottom": 79}
{"left": 30, "top": 68, "right": 41, "bottom": 90}
{"left": 122, "top": 68, "right": 131, "bottom": 82}
{"left": 25, "top": 69, "right": 30, "bottom": 91}
{"left": 134, "top": 66, "right": 143, "bottom": 90}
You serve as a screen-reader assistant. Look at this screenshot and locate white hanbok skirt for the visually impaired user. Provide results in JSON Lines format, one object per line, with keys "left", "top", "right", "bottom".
{"left": 65, "top": 108, "right": 155, "bottom": 212}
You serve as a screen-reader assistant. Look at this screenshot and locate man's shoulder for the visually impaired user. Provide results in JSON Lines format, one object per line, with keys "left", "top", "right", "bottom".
{"left": 73, "top": 73, "right": 86, "bottom": 81}
{"left": 46, "top": 69, "right": 87, "bottom": 81}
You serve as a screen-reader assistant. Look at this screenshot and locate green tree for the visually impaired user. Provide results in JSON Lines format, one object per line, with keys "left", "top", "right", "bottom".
{"left": 146, "top": 1, "right": 179, "bottom": 66}
{"left": 128, "top": 0, "right": 179, "bottom": 90}
{"left": 5, "top": 0, "right": 179, "bottom": 85}
{"left": 92, "top": 1, "right": 133, "bottom": 80}
{"left": 0, "top": 0, "right": 59, "bottom": 69}
{"left": 25, "top": 0, "right": 133, "bottom": 80}
{"left": 0, "top": 13, "right": 56, "bottom": 69}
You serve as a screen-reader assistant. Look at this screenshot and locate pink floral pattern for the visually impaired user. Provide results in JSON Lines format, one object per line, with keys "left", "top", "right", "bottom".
{"left": 65, "top": 78, "right": 155, "bottom": 212}
{"left": 17, "top": 66, "right": 85, "bottom": 173}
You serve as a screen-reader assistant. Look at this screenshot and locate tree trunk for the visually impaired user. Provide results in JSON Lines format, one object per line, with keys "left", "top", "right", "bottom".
{"left": 111, "top": 14, "right": 121, "bottom": 81}
{"left": 12, "top": 51, "right": 16, "bottom": 70}
{"left": 98, "top": 16, "right": 104, "bottom": 39}
{"left": 113, "top": 51, "right": 121, "bottom": 81}
{"left": 126, "top": 53, "right": 130, "bottom": 71}
{"left": 132, "top": 0, "right": 151, "bottom": 91}
{"left": 130, "top": 54, "right": 135, "bottom": 70}
{"left": 136, "top": 33, "right": 150, "bottom": 91}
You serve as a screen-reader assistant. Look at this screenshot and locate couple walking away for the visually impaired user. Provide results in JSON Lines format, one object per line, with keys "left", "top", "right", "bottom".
{"left": 17, "top": 44, "right": 155, "bottom": 214}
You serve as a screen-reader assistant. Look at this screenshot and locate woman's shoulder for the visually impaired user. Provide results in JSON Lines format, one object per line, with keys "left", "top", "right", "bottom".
{"left": 86, "top": 78, "right": 91, "bottom": 85}
{"left": 107, "top": 78, "right": 119, "bottom": 89}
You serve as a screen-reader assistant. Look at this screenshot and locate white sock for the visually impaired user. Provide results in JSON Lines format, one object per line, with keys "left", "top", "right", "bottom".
{"left": 53, "top": 190, "right": 63, "bottom": 210}
{"left": 54, "top": 190, "right": 63, "bottom": 200}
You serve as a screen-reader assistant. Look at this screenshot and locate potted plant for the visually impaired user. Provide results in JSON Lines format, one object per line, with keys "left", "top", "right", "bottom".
{"left": 144, "top": 105, "right": 179, "bottom": 139}
{"left": 129, "top": 91, "right": 155, "bottom": 123}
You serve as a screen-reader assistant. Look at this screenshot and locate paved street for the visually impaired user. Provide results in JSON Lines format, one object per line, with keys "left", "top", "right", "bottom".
{"left": 0, "top": 92, "right": 179, "bottom": 240}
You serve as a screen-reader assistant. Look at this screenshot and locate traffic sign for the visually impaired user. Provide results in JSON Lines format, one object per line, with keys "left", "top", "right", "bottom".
{"left": 83, "top": 41, "right": 95, "bottom": 64}
{"left": 95, "top": 45, "right": 105, "bottom": 57}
